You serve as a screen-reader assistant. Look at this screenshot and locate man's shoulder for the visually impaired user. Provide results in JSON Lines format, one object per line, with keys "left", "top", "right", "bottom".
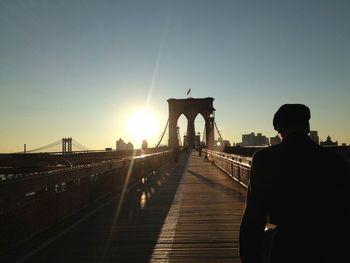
{"left": 252, "top": 144, "right": 281, "bottom": 160}
{"left": 317, "top": 145, "right": 348, "bottom": 165}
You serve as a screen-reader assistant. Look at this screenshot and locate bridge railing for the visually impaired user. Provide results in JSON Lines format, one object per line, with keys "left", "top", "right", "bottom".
{"left": 0, "top": 150, "right": 176, "bottom": 255}
{"left": 204, "top": 149, "right": 251, "bottom": 187}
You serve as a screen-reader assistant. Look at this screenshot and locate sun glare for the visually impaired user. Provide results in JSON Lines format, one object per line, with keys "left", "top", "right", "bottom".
{"left": 127, "top": 110, "right": 159, "bottom": 146}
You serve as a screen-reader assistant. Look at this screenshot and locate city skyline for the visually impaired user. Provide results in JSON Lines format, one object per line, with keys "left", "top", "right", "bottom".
{"left": 3, "top": 127, "right": 344, "bottom": 153}
{"left": 1, "top": 1, "right": 349, "bottom": 152}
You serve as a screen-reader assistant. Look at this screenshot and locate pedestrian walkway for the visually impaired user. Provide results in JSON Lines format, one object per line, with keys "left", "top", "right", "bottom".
{"left": 151, "top": 151, "right": 246, "bottom": 263}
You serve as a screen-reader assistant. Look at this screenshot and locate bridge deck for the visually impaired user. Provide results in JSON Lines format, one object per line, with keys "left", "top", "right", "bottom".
{"left": 3, "top": 151, "right": 247, "bottom": 263}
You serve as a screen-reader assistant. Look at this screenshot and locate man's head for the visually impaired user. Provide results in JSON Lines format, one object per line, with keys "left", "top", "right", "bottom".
{"left": 273, "top": 104, "right": 311, "bottom": 134}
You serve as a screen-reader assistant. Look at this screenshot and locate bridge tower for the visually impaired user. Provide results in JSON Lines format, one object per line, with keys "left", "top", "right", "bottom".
{"left": 62, "top": 137, "right": 72, "bottom": 153}
{"left": 168, "top": 97, "right": 215, "bottom": 149}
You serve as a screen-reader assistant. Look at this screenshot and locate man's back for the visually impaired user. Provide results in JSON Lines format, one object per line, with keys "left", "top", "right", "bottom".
{"left": 250, "top": 134, "right": 349, "bottom": 262}
{"left": 240, "top": 104, "right": 350, "bottom": 263}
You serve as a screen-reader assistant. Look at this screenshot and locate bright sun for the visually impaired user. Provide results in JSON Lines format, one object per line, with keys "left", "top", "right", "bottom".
{"left": 127, "top": 110, "right": 160, "bottom": 146}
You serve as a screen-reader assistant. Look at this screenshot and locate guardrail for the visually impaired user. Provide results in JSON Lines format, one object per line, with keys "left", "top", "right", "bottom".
{"left": 204, "top": 149, "right": 350, "bottom": 187}
{"left": 0, "top": 150, "right": 175, "bottom": 255}
{"left": 204, "top": 149, "right": 251, "bottom": 188}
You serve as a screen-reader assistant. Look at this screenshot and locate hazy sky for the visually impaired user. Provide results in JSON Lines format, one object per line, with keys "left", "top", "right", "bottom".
{"left": 1, "top": 0, "right": 349, "bottom": 152}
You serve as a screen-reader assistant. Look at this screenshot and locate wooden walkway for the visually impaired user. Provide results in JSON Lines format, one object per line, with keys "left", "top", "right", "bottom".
{"left": 151, "top": 151, "right": 246, "bottom": 263}
{"left": 3, "top": 151, "right": 247, "bottom": 263}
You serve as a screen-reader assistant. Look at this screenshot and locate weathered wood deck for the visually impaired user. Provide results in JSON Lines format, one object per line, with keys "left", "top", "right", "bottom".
{"left": 3, "top": 151, "right": 247, "bottom": 263}
{"left": 151, "top": 151, "right": 246, "bottom": 263}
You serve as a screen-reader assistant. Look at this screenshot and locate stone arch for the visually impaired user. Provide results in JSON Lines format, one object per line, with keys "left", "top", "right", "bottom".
{"left": 167, "top": 97, "right": 215, "bottom": 149}
{"left": 177, "top": 113, "right": 188, "bottom": 146}
{"left": 193, "top": 111, "right": 206, "bottom": 146}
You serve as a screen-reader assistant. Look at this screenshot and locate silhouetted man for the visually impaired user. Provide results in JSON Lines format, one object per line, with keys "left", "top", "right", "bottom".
{"left": 239, "top": 104, "right": 349, "bottom": 263}
{"left": 198, "top": 145, "right": 202, "bottom": 157}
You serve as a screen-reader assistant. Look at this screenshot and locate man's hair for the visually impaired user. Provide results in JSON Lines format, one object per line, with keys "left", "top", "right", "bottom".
{"left": 273, "top": 104, "right": 311, "bottom": 133}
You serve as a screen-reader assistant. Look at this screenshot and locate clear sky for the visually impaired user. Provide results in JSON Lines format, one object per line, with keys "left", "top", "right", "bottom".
{"left": 1, "top": 0, "right": 349, "bottom": 152}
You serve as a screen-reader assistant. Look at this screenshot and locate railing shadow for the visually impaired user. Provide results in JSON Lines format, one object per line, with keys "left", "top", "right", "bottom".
{"left": 187, "top": 169, "right": 246, "bottom": 203}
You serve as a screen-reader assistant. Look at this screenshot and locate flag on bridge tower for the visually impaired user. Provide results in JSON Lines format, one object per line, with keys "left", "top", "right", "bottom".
{"left": 187, "top": 88, "right": 191, "bottom": 96}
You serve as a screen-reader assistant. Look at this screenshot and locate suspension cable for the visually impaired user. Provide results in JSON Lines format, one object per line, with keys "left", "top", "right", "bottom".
{"left": 72, "top": 139, "right": 90, "bottom": 151}
{"left": 214, "top": 120, "right": 223, "bottom": 140}
{"left": 24, "top": 139, "right": 62, "bottom": 153}
{"left": 155, "top": 118, "right": 169, "bottom": 148}
{"left": 72, "top": 142, "right": 86, "bottom": 151}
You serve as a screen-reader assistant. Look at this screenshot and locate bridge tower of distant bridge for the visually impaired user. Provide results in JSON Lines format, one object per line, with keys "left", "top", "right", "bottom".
{"left": 168, "top": 97, "right": 216, "bottom": 149}
{"left": 62, "top": 137, "right": 72, "bottom": 153}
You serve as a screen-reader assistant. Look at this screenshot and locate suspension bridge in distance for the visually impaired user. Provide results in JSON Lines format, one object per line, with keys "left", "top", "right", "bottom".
{"left": 13, "top": 97, "right": 225, "bottom": 154}
{"left": 0, "top": 97, "right": 347, "bottom": 262}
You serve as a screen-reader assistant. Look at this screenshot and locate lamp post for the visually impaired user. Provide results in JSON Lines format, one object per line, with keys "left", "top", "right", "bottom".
{"left": 206, "top": 109, "right": 215, "bottom": 150}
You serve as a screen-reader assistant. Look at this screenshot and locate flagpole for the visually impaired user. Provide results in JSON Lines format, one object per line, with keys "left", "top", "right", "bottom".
{"left": 187, "top": 88, "right": 191, "bottom": 98}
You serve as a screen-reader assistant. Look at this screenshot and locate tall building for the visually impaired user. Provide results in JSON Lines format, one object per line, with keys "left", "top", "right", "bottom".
{"left": 241, "top": 132, "right": 269, "bottom": 146}
{"left": 242, "top": 133, "right": 254, "bottom": 146}
{"left": 141, "top": 140, "right": 148, "bottom": 149}
{"left": 309, "top": 130, "right": 319, "bottom": 144}
{"left": 116, "top": 138, "right": 134, "bottom": 151}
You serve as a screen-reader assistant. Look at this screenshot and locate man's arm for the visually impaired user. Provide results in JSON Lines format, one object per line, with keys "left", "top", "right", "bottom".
{"left": 239, "top": 152, "right": 268, "bottom": 263}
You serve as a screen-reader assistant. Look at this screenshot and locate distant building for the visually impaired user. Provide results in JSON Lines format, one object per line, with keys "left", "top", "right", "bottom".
{"left": 256, "top": 133, "right": 269, "bottom": 146}
{"left": 241, "top": 133, "right": 254, "bottom": 146}
{"left": 241, "top": 132, "right": 269, "bottom": 146}
{"left": 141, "top": 140, "right": 148, "bottom": 149}
{"left": 309, "top": 130, "right": 319, "bottom": 144}
{"left": 270, "top": 135, "right": 282, "bottom": 145}
{"left": 320, "top": 135, "right": 338, "bottom": 146}
{"left": 126, "top": 142, "right": 133, "bottom": 150}
{"left": 116, "top": 138, "right": 134, "bottom": 150}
